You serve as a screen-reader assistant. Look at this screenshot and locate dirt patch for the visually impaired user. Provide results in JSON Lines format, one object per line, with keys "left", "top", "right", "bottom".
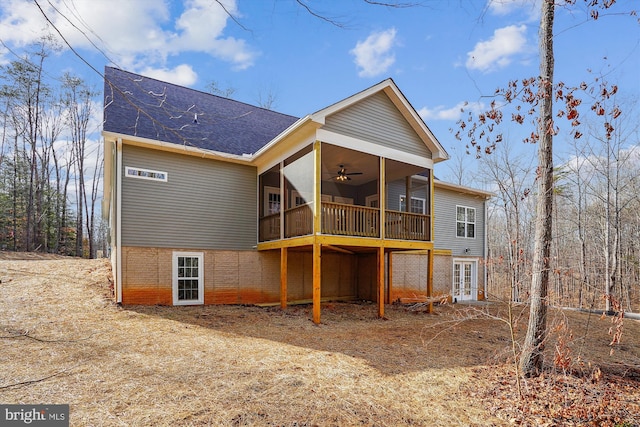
{"left": 0, "top": 257, "right": 638, "bottom": 426}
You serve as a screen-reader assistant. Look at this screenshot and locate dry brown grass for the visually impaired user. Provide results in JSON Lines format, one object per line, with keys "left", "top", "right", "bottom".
{"left": 1, "top": 253, "right": 638, "bottom": 426}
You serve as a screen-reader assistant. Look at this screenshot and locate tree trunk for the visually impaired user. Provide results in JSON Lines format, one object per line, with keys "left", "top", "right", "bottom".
{"left": 520, "top": 0, "right": 555, "bottom": 378}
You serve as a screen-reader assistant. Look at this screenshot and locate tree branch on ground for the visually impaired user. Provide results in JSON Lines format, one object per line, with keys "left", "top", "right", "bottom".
{"left": 0, "top": 365, "right": 79, "bottom": 390}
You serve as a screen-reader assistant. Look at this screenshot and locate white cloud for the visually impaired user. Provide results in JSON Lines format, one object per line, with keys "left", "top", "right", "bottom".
{"left": 487, "top": 0, "right": 541, "bottom": 21}
{"left": 419, "top": 101, "right": 486, "bottom": 121}
{"left": 139, "top": 64, "right": 199, "bottom": 87}
{"left": 350, "top": 28, "right": 397, "bottom": 78}
{"left": 168, "top": 0, "right": 256, "bottom": 70}
{"left": 0, "top": 0, "right": 256, "bottom": 74}
{"left": 466, "top": 25, "right": 528, "bottom": 72}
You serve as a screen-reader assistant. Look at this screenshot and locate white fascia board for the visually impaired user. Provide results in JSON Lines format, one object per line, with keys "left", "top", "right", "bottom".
{"left": 434, "top": 179, "right": 494, "bottom": 198}
{"left": 256, "top": 135, "right": 316, "bottom": 175}
{"left": 310, "top": 79, "right": 393, "bottom": 124}
{"left": 316, "top": 128, "right": 434, "bottom": 169}
{"left": 101, "top": 131, "right": 253, "bottom": 165}
{"left": 252, "top": 115, "right": 313, "bottom": 158}
{"left": 380, "top": 85, "right": 449, "bottom": 163}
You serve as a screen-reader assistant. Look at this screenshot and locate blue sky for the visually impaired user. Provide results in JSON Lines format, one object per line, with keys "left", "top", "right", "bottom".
{"left": 0, "top": 0, "right": 638, "bottom": 183}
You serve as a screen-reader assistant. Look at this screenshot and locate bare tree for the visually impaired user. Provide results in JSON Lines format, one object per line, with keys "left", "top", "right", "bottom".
{"left": 256, "top": 85, "right": 279, "bottom": 111}
{"left": 453, "top": 0, "right": 633, "bottom": 377}
{"left": 480, "top": 142, "right": 535, "bottom": 303}
{"left": 205, "top": 81, "right": 236, "bottom": 98}
{"left": 62, "top": 73, "right": 96, "bottom": 257}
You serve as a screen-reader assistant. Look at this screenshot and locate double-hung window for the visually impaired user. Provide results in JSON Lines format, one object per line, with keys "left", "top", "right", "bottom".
{"left": 172, "top": 252, "right": 204, "bottom": 305}
{"left": 456, "top": 206, "right": 475, "bottom": 238}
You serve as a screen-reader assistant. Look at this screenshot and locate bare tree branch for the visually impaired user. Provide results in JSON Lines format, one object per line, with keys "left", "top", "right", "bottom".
{"left": 1, "top": 329, "right": 94, "bottom": 343}
{"left": 295, "top": 0, "right": 348, "bottom": 28}
{"left": 363, "top": 0, "right": 422, "bottom": 7}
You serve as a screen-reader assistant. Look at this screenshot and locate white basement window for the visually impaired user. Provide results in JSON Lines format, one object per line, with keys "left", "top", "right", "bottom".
{"left": 125, "top": 166, "right": 168, "bottom": 182}
{"left": 172, "top": 252, "right": 204, "bottom": 305}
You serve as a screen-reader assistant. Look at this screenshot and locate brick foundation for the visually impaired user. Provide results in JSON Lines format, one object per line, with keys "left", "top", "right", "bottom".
{"left": 118, "top": 246, "right": 485, "bottom": 305}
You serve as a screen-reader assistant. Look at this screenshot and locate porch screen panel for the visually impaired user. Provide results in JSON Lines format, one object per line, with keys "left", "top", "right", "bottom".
{"left": 283, "top": 149, "right": 314, "bottom": 238}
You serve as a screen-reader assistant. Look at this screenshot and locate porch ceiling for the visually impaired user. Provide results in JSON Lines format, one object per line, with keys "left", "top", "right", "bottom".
{"left": 320, "top": 143, "right": 426, "bottom": 186}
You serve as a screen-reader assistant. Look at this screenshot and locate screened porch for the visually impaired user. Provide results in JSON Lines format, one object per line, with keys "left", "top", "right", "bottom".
{"left": 258, "top": 142, "right": 432, "bottom": 244}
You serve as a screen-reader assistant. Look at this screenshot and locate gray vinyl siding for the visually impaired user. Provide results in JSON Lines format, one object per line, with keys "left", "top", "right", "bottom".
{"left": 121, "top": 145, "right": 257, "bottom": 249}
{"left": 323, "top": 92, "right": 432, "bottom": 159}
{"left": 433, "top": 187, "right": 486, "bottom": 257}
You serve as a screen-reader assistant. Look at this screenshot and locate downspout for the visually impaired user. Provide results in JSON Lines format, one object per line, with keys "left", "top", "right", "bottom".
{"left": 116, "top": 138, "right": 123, "bottom": 303}
{"left": 483, "top": 198, "right": 488, "bottom": 301}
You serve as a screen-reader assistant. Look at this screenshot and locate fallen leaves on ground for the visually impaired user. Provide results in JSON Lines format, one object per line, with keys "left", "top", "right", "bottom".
{"left": 467, "top": 363, "right": 640, "bottom": 426}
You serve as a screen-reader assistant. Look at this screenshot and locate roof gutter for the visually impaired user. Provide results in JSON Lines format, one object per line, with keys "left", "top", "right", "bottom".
{"left": 434, "top": 180, "right": 494, "bottom": 198}
{"left": 101, "top": 131, "right": 254, "bottom": 165}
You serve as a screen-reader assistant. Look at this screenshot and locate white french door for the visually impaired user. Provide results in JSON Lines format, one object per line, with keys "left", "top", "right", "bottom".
{"left": 453, "top": 260, "right": 476, "bottom": 301}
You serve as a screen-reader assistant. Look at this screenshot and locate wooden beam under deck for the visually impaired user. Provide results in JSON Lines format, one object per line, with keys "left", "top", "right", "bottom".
{"left": 324, "top": 245, "right": 355, "bottom": 255}
{"left": 257, "top": 235, "right": 315, "bottom": 251}
{"left": 259, "top": 234, "right": 434, "bottom": 253}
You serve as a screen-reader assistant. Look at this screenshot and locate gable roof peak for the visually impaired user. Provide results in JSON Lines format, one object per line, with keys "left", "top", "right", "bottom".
{"left": 310, "top": 78, "right": 449, "bottom": 163}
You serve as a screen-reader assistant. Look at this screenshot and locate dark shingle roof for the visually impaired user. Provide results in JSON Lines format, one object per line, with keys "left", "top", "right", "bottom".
{"left": 103, "top": 67, "right": 300, "bottom": 155}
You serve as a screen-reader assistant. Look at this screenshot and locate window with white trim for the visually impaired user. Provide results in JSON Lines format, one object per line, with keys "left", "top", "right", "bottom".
{"left": 125, "top": 166, "right": 168, "bottom": 182}
{"left": 172, "top": 252, "right": 204, "bottom": 305}
{"left": 263, "top": 186, "right": 281, "bottom": 215}
{"left": 291, "top": 190, "right": 313, "bottom": 208}
{"left": 456, "top": 206, "right": 476, "bottom": 238}
{"left": 400, "top": 196, "right": 426, "bottom": 214}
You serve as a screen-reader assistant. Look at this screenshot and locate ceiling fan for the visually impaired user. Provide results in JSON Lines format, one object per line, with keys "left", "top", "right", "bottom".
{"left": 334, "top": 164, "right": 363, "bottom": 181}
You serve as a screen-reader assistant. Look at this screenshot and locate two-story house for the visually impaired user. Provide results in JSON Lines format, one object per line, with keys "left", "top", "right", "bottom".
{"left": 102, "top": 67, "right": 491, "bottom": 323}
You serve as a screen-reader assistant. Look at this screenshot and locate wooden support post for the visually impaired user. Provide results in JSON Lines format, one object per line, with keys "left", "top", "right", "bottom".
{"left": 279, "top": 161, "right": 285, "bottom": 240}
{"left": 427, "top": 248, "right": 434, "bottom": 313}
{"left": 312, "top": 242, "right": 321, "bottom": 324}
{"left": 387, "top": 251, "right": 393, "bottom": 304}
{"left": 379, "top": 157, "right": 386, "bottom": 239}
{"left": 405, "top": 176, "right": 412, "bottom": 212}
{"left": 427, "top": 168, "right": 435, "bottom": 313}
{"left": 313, "top": 140, "right": 321, "bottom": 235}
{"left": 378, "top": 246, "right": 385, "bottom": 318}
{"left": 280, "top": 247, "right": 288, "bottom": 309}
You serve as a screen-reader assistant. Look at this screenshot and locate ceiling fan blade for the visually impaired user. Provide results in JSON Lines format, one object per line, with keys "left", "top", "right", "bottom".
{"left": 334, "top": 165, "right": 361, "bottom": 181}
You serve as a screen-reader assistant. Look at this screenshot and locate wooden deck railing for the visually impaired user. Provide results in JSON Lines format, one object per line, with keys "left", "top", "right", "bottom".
{"left": 259, "top": 212, "right": 280, "bottom": 241}
{"left": 321, "top": 202, "right": 380, "bottom": 237}
{"left": 385, "top": 210, "right": 430, "bottom": 241}
{"left": 260, "top": 203, "right": 430, "bottom": 242}
{"left": 285, "top": 203, "right": 313, "bottom": 238}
